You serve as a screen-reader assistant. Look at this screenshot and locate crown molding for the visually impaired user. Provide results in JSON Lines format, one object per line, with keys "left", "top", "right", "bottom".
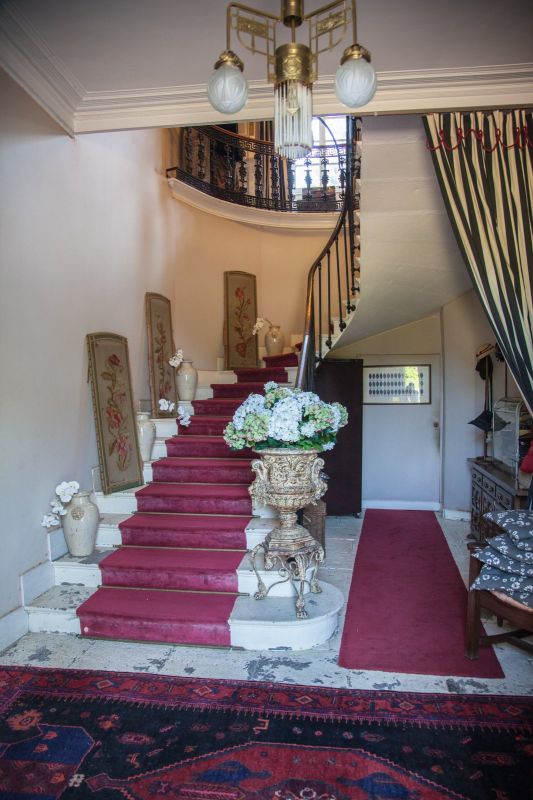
{"left": 167, "top": 178, "right": 343, "bottom": 231}
{"left": 0, "top": 1, "right": 531, "bottom": 135}
{"left": 0, "top": 2, "right": 84, "bottom": 136}
{"left": 73, "top": 63, "right": 533, "bottom": 133}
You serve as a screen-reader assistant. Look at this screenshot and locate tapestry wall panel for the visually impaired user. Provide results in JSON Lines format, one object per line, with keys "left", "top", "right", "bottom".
{"left": 86, "top": 332, "right": 143, "bottom": 495}
{"left": 145, "top": 292, "right": 178, "bottom": 417}
{"left": 224, "top": 270, "right": 258, "bottom": 370}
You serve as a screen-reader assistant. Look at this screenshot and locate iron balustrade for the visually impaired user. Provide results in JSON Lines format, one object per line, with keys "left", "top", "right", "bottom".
{"left": 296, "top": 117, "right": 362, "bottom": 390}
{"left": 166, "top": 125, "right": 355, "bottom": 214}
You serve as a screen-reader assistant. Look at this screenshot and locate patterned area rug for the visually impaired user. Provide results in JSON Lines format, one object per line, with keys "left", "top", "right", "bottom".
{"left": 1, "top": 667, "right": 532, "bottom": 798}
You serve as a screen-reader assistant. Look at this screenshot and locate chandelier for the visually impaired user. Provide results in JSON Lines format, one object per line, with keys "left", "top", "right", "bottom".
{"left": 207, "top": 0, "right": 377, "bottom": 160}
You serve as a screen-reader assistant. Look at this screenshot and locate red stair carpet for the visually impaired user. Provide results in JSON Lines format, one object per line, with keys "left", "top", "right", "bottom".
{"left": 338, "top": 509, "right": 504, "bottom": 677}
{"left": 77, "top": 351, "right": 298, "bottom": 647}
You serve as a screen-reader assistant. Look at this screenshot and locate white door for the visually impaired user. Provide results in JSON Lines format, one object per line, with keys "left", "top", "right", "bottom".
{"left": 361, "top": 355, "right": 441, "bottom": 510}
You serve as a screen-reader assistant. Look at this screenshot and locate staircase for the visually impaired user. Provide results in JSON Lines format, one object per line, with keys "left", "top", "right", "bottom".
{"left": 29, "top": 351, "right": 343, "bottom": 651}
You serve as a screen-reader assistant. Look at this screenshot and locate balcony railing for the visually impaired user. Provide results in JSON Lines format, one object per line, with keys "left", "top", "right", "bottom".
{"left": 166, "top": 124, "right": 352, "bottom": 213}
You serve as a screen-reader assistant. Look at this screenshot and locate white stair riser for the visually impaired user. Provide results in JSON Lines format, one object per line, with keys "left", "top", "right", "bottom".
{"left": 96, "top": 525, "right": 122, "bottom": 547}
{"left": 152, "top": 440, "right": 168, "bottom": 459}
{"left": 27, "top": 607, "right": 81, "bottom": 635}
{"left": 95, "top": 492, "right": 138, "bottom": 514}
{"left": 54, "top": 562, "right": 102, "bottom": 587}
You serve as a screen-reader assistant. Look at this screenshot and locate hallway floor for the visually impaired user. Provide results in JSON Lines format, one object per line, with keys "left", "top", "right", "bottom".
{"left": 1, "top": 516, "right": 531, "bottom": 695}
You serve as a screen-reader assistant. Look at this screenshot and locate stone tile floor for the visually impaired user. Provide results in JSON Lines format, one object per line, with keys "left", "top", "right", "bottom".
{"left": 1, "top": 515, "right": 531, "bottom": 695}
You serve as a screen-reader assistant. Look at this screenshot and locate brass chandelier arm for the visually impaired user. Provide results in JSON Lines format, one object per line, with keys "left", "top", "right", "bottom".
{"left": 226, "top": 1, "right": 280, "bottom": 71}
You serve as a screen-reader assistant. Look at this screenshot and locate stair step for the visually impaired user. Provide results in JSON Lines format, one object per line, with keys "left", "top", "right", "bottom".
{"left": 192, "top": 398, "right": 242, "bottom": 416}
{"left": 136, "top": 483, "right": 253, "bottom": 515}
{"left": 234, "top": 367, "right": 288, "bottom": 383}
{"left": 263, "top": 352, "right": 299, "bottom": 368}
{"left": 77, "top": 587, "right": 236, "bottom": 646}
{"left": 100, "top": 547, "right": 244, "bottom": 593}
{"left": 179, "top": 416, "right": 232, "bottom": 436}
{"left": 211, "top": 382, "right": 265, "bottom": 398}
{"left": 152, "top": 457, "right": 253, "bottom": 484}
{"left": 165, "top": 435, "right": 252, "bottom": 459}
{"left": 119, "top": 512, "right": 251, "bottom": 549}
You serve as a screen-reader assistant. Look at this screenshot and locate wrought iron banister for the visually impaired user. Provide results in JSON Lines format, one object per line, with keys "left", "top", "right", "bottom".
{"left": 296, "top": 116, "right": 361, "bottom": 390}
{"left": 166, "top": 124, "right": 350, "bottom": 213}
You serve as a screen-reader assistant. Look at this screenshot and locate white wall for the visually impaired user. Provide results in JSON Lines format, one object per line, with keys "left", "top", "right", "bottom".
{"left": 170, "top": 203, "right": 328, "bottom": 368}
{"left": 332, "top": 315, "right": 442, "bottom": 507}
{"left": 0, "top": 70, "right": 180, "bottom": 622}
{"left": 334, "top": 293, "right": 519, "bottom": 514}
{"left": 441, "top": 290, "right": 518, "bottom": 514}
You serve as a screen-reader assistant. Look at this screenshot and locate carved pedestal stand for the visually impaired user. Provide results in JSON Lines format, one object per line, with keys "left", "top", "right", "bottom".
{"left": 249, "top": 448, "right": 327, "bottom": 619}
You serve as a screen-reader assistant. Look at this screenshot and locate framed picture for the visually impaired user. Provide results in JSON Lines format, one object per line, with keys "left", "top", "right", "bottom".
{"left": 224, "top": 271, "right": 258, "bottom": 369}
{"left": 363, "top": 365, "right": 431, "bottom": 405}
{"left": 86, "top": 332, "right": 144, "bottom": 495}
{"left": 145, "top": 293, "right": 178, "bottom": 417}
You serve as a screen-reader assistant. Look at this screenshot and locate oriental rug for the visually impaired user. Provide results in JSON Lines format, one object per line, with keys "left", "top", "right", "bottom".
{"left": 338, "top": 509, "right": 504, "bottom": 677}
{"left": 1, "top": 666, "right": 532, "bottom": 799}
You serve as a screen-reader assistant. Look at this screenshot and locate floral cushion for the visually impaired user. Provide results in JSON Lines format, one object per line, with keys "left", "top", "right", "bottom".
{"left": 488, "top": 533, "right": 533, "bottom": 563}
{"left": 483, "top": 510, "right": 533, "bottom": 549}
{"left": 471, "top": 510, "right": 533, "bottom": 608}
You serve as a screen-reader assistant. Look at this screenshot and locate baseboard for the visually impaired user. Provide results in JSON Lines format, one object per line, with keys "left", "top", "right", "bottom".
{"left": 442, "top": 508, "right": 471, "bottom": 521}
{"left": 20, "top": 560, "right": 54, "bottom": 605}
{"left": 362, "top": 500, "right": 441, "bottom": 511}
{"left": 0, "top": 606, "right": 28, "bottom": 652}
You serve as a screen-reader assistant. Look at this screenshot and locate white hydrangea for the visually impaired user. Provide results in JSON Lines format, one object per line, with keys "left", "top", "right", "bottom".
{"left": 169, "top": 348, "right": 184, "bottom": 368}
{"left": 268, "top": 397, "right": 302, "bottom": 443}
{"left": 177, "top": 405, "right": 191, "bottom": 427}
{"left": 50, "top": 499, "right": 67, "bottom": 516}
{"left": 159, "top": 398, "right": 176, "bottom": 412}
{"left": 41, "top": 514, "right": 60, "bottom": 529}
{"left": 55, "top": 481, "right": 80, "bottom": 503}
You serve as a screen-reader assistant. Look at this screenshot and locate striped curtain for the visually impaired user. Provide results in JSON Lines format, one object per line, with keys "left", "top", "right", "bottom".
{"left": 423, "top": 110, "right": 533, "bottom": 414}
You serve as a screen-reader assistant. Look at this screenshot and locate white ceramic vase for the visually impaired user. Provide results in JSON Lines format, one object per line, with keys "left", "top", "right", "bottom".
{"left": 176, "top": 360, "right": 198, "bottom": 401}
{"left": 265, "top": 325, "right": 284, "bottom": 356}
{"left": 62, "top": 492, "right": 100, "bottom": 557}
{"left": 136, "top": 411, "right": 156, "bottom": 462}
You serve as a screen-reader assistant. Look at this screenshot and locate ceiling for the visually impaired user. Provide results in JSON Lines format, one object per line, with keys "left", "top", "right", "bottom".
{"left": 1, "top": 0, "right": 531, "bottom": 343}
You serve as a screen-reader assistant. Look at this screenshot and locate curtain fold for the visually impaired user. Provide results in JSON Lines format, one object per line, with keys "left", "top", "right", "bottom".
{"left": 423, "top": 110, "right": 533, "bottom": 414}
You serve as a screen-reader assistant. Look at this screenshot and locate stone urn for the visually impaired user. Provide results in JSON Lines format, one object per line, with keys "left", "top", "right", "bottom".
{"left": 264, "top": 325, "right": 285, "bottom": 356}
{"left": 249, "top": 448, "right": 327, "bottom": 618}
{"left": 136, "top": 411, "right": 156, "bottom": 462}
{"left": 62, "top": 492, "right": 100, "bottom": 557}
{"left": 176, "top": 360, "right": 198, "bottom": 401}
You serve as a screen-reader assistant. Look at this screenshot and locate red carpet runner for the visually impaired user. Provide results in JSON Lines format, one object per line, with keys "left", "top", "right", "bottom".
{"left": 77, "top": 352, "right": 298, "bottom": 646}
{"left": 338, "top": 509, "right": 504, "bottom": 677}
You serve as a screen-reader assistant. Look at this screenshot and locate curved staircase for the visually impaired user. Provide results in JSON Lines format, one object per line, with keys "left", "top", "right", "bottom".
{"left": 75, "top": 352, "right": 342, "bottom": 649}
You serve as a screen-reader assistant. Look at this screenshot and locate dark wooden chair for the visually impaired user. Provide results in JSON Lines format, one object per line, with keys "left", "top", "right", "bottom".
{"left": 465, "top": 542, "right": 533, "bottom": 659}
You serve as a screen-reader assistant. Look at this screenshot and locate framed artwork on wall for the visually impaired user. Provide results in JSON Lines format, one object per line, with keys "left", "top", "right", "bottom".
{"left": 223, "top": 270, "right": 259, "bottom": 369}
{"left": 363, "top": 364, "right": 431, "bottom": 405}
{"left": 145, "top": 292, "right": 178, "bottom": 417}
{"left": 86, "top": 332, "right": 144, "bottom": 495}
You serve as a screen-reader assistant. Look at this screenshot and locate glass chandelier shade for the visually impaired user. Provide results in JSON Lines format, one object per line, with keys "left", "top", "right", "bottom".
{"left": 335, "top": 51, "right": 377, "bottom": 108}
{"left": 207, "top": 60, "right": 248, "bottom": 115}
{"left": 274, "top": 80, "right": 313, "bottom": 160}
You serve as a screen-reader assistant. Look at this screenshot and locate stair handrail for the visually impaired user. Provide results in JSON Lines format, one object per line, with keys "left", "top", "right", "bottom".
{"left": 296, "top": 116, "right": 361, "bottom": 390}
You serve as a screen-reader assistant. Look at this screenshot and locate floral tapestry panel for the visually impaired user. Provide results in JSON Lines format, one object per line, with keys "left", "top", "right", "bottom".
{"left": 86, "top": 333, "right": 143, "bottom": 495}
{"left": 145, "top": 293, "right": 178, "bottom": 417}
{"left": 224, "top": 271, "right": 258, "bottom": 370}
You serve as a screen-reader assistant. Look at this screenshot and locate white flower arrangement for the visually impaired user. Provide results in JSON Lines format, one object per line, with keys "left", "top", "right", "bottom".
{"left": 158, "top": 398, "right": 191, "bottom": 426}
{"left": 41, "top": 480, "right": 80, "bottom": 529}
{"left": 169, "top": 348, "right": 184, "bottom": 368}
{"left": 252, "top": 317, "right": 273, "bottom": 336}
{"left": 223, "top": 382, "right": 348, "bottom": 452}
